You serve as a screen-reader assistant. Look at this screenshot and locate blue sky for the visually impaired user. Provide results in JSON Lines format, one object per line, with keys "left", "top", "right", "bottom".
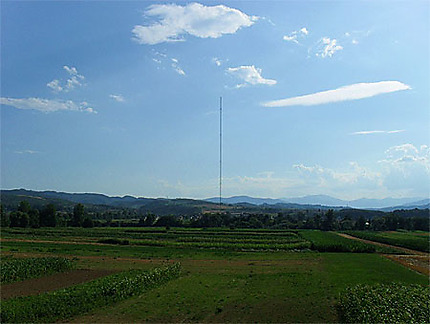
{"left": 1, "top": 1, "right": 429, "bottom": 200}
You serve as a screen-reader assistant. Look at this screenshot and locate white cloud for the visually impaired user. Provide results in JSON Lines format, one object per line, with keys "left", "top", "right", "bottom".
{"left": 351, "top": 130, "right": 406, "bottom": 135}
{"left": 283, "top": 27, "right": 309, "bottom": 44}
{"left": 380, "top": 144, "right": 430, "bottom": 195}
{"left": 47, "top": 66, "right": 85, "bottom": 92}
{"left": 315, "top": 37, "right": 343, "bottom": 58}
{"left": 46, "top": 79, "right": 63, "bottom": 92}
{"left": 263, "top": 81, "right": 411, "bottom": 107}
{"left": 0, "top": 97, "right": 96, "bottom": 113}
{"left": 212, "top": 57, "right": 222, "bottom": 66}
{"left": 109, "top": 94, "right": 125, "bottom": 102}
{"left": 227, "top": 65, "right": 276, "bottom": 88}
{"left": 132, "top": 2, "right": 257, "bottom": 45}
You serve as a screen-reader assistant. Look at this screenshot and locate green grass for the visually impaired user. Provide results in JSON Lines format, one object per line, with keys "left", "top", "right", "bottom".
{"left": 346, "top": 230, "right": 430, "bottom": 252}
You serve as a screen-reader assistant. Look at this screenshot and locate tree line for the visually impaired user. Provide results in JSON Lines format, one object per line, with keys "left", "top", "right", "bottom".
{"left": 1, "top": 200, "right": 428, "bottom": 232}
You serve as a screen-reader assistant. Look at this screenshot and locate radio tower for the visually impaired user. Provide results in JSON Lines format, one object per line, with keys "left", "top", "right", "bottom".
{"left": 219, "top": 96, "right": 223, "bottom": 211}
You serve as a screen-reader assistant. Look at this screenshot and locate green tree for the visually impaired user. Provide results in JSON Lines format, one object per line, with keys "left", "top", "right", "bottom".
{"left": 9, "top": 211, "right": 29, "bottom": 228}
{"left": 29, "top": 209, "right": 40, "bottom": 228}
{"left": 0, "top": 205, "right": 9, "bottom": 227}
{"left": 82, "top": 217, "right": 94, "bottom": 228}
{"left": 72, "top": 203, "right": 85, "bottom": 227}
{"left": 322, "top": 209, "right": 336, "bottom": 231}
{"left": 40, "top": 204, "right": 57, "bottom": 227}
{"left": 18, "top": 201, "right": 31, "bottom": 214}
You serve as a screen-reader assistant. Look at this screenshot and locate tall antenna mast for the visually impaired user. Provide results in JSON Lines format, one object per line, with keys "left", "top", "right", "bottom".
{"left": 219, "top": 96, "right": 223, "bottom": 210}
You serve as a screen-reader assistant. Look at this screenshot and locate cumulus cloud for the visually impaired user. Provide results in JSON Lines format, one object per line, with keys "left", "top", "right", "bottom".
{"left": 212, "top": 57, "right": 222, "bottom": 66}
{"left": 351, "top": 130, "right": 406, "bottom": 135}
{"left": 263, "top": 81, "right": 411, "bottom": 107}
{"left": 380, "top": 144, "right": 430, "bottom": 195}
{"left": 0, "top": 97, "right": 96, "bottom": 113}
{"left": 109, "top": 94, "right": 125, "bottom": 102}
{"left": 227, "top": 65, "right": 276, "bottom": 88}
{"left": 315, "top": 37, "right": 343, "bottom": 58}
{"left": 47, "top": 66, "right": 85, "bottom": 92}
{"left": 283, "top": 27, "right": 308, "bottom": 44}
{"left": 132, "top": 2, "right": 257, "bottom": 45}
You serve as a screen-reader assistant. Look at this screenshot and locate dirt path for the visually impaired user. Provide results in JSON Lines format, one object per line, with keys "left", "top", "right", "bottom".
{"left": 1, "top": 269, "right": 116, "bottom": 300}
{"left": 337, "top": 233, "right": 429, "bottom": 275}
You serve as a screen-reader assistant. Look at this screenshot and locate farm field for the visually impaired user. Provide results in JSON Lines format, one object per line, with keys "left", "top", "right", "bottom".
{"left": 1, "top": 228, "right": 428, "bottom": 323}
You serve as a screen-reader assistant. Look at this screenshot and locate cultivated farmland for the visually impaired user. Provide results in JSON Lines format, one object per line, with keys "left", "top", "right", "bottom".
{"left": 0, "top": 227, "right": 428, "bottom": 323}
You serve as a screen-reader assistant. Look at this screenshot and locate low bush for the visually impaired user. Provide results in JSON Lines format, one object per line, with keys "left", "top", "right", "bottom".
{"left": 1, "top": 257, "right": 74, "bottom": 284}
{"left": 1, "top": 263, "right": 181, "bottom": 323}
{"left": 338, "top": 283, "right": 429, "bottom": 323}
{"left": 97, "top": 238, "right": 130, "bottom": 245}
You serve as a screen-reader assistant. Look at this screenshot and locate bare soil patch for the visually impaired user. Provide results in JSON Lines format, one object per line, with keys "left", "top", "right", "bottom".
{"left": 1, "top": 269, "right": 116, "bottom": 300}
{"left": 384, "top": 255, "right": 430, "bottom": 276}
{"left": 336, "top": 233, "right": 429, "bottom": 275}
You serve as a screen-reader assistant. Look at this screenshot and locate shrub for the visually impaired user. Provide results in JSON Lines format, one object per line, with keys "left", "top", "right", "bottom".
{"left": 338, "top": 283, "right": 429, "bottom": 323}
{"left": 1, "top": 257, "right": 74, "bottom": 284}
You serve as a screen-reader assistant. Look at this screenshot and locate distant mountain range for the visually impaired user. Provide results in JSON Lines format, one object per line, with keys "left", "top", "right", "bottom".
{"left": 1, "top": 189, "right": 428, "bottom": 212}
{"left": 205, "top": 194, "right": 429, "bottom": 210}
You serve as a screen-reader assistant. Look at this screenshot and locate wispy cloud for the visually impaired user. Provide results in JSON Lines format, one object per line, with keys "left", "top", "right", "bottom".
{"left": 14, "top": 150, "right": 40, "bottom": 154}
{"left": 171, "top": 58, "right": 186, "bottom": 76}
{"left": 47, "top": 65, "right": 85, "bottom": 92}
{"left": 151, "top": 52, "right": 186, "bottom": 76}
{"left": 227, "top": 65, "right": 276, "bottom": 88}
{"left": 263, "top": 81, "right": 411, "bottom": 107}
{"left": 109, "top": 94, "right": 125, "bottom": 102}
{"left": 132, "top": 3, "right": 258, "bottom": 45}
{"left": 351, "top": 130, "right": 406, "bottom": 135}
{"left": 283, "top": 27, "right": 308, "bottom": 44}
{"left": 0, "top": 97, "right": 96, "bottom": 113}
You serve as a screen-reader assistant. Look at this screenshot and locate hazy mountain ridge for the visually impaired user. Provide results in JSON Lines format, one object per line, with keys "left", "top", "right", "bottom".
{"left": 206, "top": 194, "right": 428, "bottom": 209}
{"left": 1, "top": 189, "right": 428, "bottom": 212}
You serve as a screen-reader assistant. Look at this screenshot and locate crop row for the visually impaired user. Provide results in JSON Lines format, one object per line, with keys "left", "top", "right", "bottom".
{"left": 298, "top": 231, "right": 376, "bottom": 253}
{"left": 345, "top": 231, "right": 429, "bottom": 252}
{"left": 127, "top": 239, "right": 311, "bottom": 251}
{"left": 1, "top": 263, "right": 181, "bottom": 323}
{"left": 1, "top": 257, "right": 74, "bottom": 284}
{"left": 338, "top": 283, "right": 429, "bottom": 323}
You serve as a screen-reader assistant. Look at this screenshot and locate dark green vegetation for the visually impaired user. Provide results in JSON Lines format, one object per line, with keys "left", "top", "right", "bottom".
{"left": 1, "top": 257, "right": 74, "bottom": 284}
{"left": 346, "top": 230, "right": 430, "bottom": 252}
{"left": 1, "top": 264, "right": 181, "bottom": 323}
{"left": 2, "top": 189, "right": 429, "bottom": 232}
{"left": 338, "top": 283, "right": 430, "bottom": 323}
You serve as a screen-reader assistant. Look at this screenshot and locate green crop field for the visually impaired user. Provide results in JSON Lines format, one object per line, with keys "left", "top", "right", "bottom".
{"left": 345, "top": 230, "right": 430, "bottom": 252}
{"left": 1, "top": 227, "right": 428, "bottom": 323}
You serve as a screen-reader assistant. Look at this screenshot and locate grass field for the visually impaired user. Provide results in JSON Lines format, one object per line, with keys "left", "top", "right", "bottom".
{"left": 1, "top": 227, "right": 428, "bottom": 323}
